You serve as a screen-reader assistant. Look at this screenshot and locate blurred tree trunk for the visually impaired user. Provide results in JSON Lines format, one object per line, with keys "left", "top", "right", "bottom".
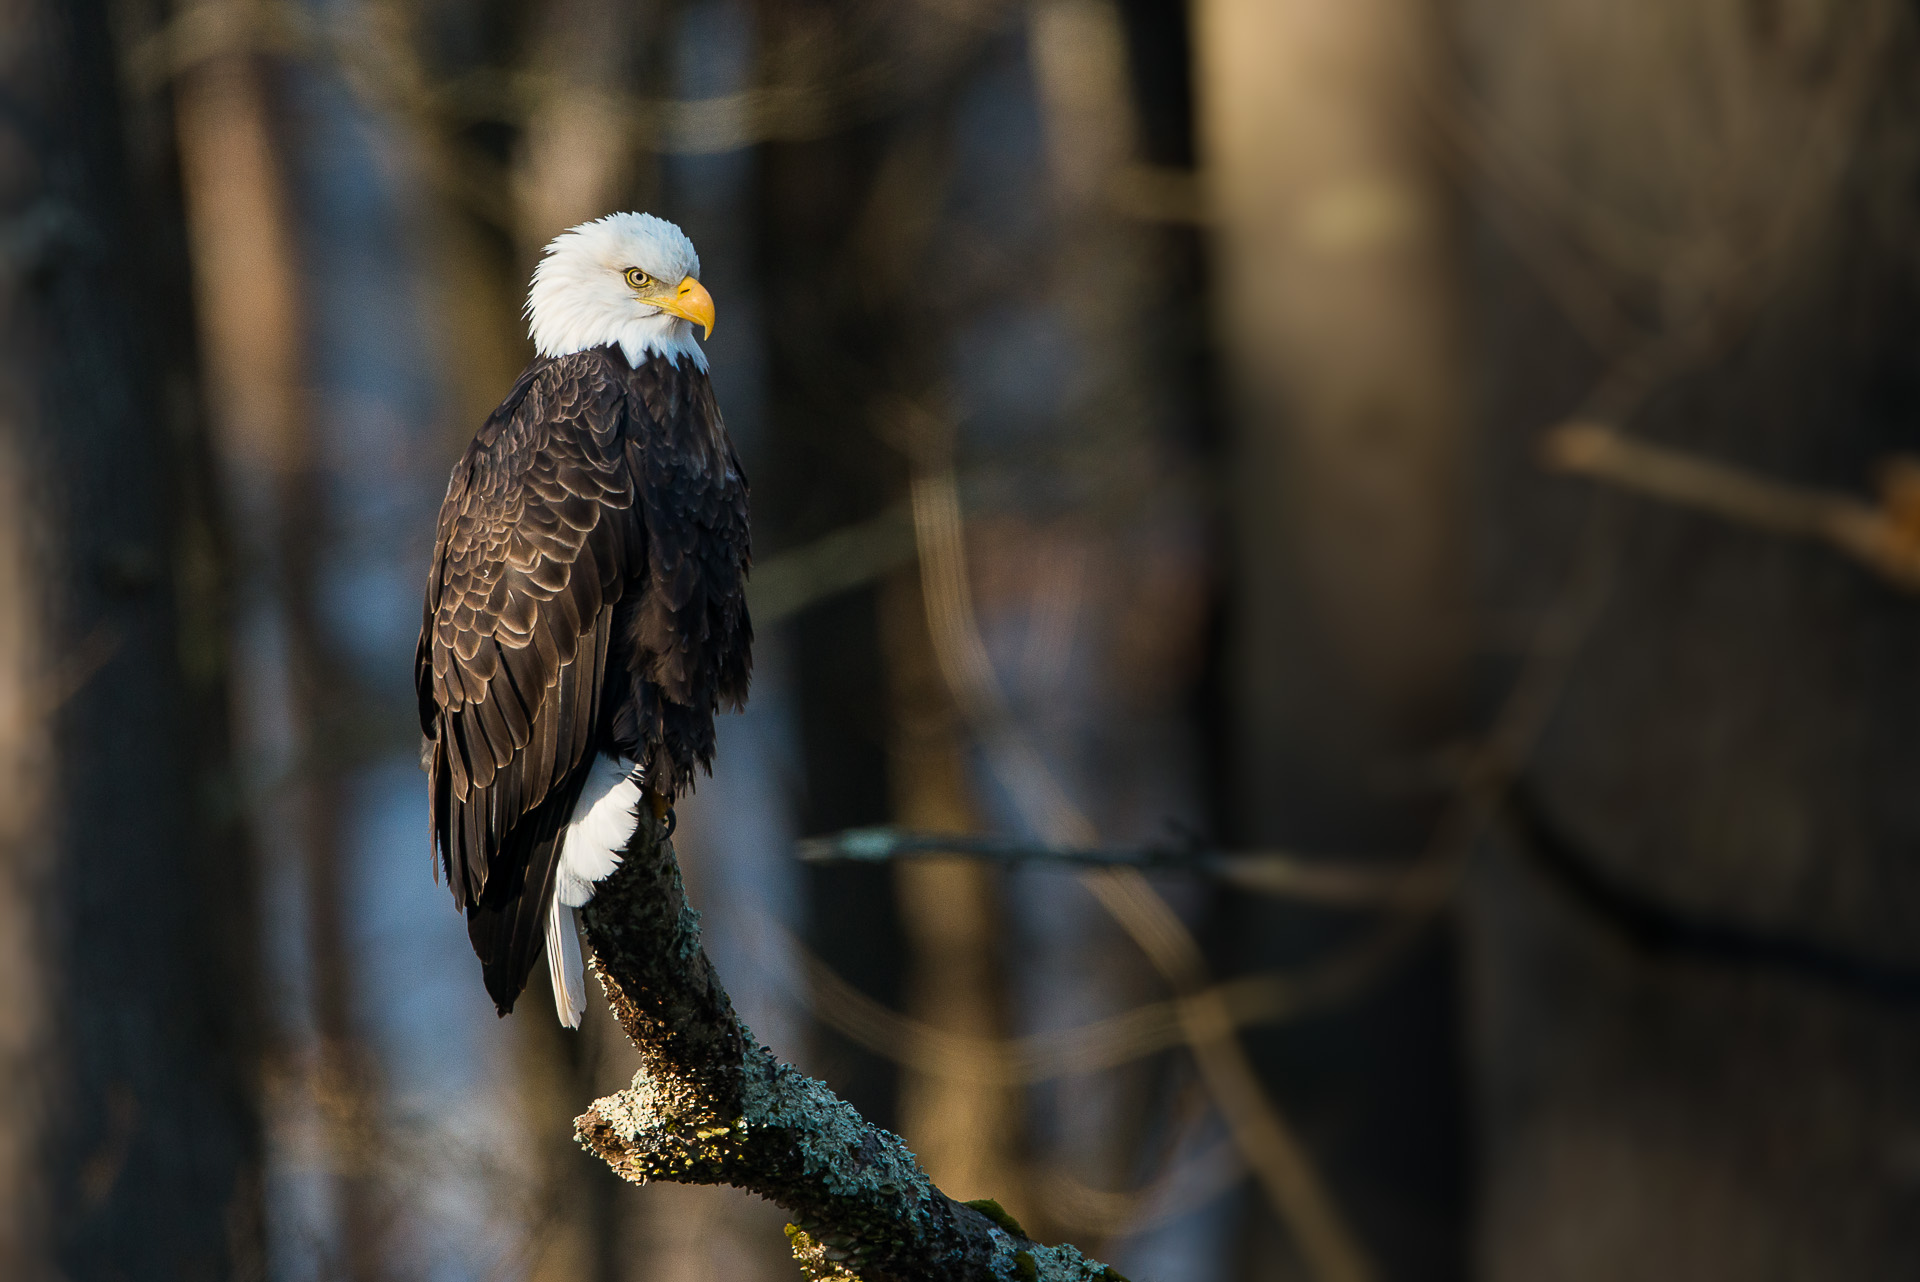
{"left": 1016, "top": 0, "right": 1229, "bottom": 1257}
{"left": 1194, "top": 0, "right": 1471, "bottom": 1275}
{"left": 514, "top": 0, "right": 665, "bottom": 249}
{"left": 0, "top": 330, "right": 55, "bottom": 1278}
{"left": 0, "top": 0, "right": 263, "bottom": 1277}
{"left": 751, "top": 34, "right": 1030, "bottom": 1200}
{"left": 880, "top": 568, "right": 1023, "bottom": 1207}
{"left": 172, "top": 23, "right": 387, "bottom": 1281}
{"left": 1458, "top": 3, "right": 1920, "bottom": 1278}
{"left": 753, "top": 82, "right": 912, "bottom": 1131}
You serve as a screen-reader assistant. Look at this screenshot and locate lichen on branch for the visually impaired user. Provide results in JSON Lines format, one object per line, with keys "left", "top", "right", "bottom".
{"left": 573, "top": 813, "right": 1121, "bottom": 1282}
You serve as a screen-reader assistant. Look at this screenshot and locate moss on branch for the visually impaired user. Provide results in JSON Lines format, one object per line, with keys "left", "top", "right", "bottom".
{"left": 575, "top": 814, "right": 1116, "bottom": 1282}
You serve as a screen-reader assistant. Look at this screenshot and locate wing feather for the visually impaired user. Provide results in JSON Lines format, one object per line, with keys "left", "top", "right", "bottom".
{"left": 487, "top": 649, "right": 532, "bottom": 748}
{"left": 416, "top": 352, "right": 641, "bottom": 1012}
{"left": 474, "top": 690, "right": 513, "bottom": 770}
{"left": 444, "top": 714, "right": 472, "bottom": 797}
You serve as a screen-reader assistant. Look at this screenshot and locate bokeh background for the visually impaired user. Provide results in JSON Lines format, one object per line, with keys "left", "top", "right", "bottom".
{"left": 4, "top": 0, "right": 1920, "bottom": 1279}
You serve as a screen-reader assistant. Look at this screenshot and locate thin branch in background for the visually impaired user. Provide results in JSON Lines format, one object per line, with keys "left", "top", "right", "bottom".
{"left": 1502, "top": 783, "right": 1920, "bottom": 1007}
{"left": 1039, "top": 1133, "right": 1245, "bottom": 1241}
{"left": 746, "top": 502, "right": 918, "bottom": 624}
{"left": 757, "top": 904, "right": 1419, "bottom": 1088}
{"left": 31, "top": 625, "right": 123, "bottom": 716}
{"left": 1542, "top": 422, "right": 1920, "bottom": 589}
{"left": 798, "top": 827, "right": 1437, "bottom": 907}
{"left": 1416, "top": 1, "right": 1895, "bottom": 376}
{"left": 1444, "top": 180, "right": 1871, "bottom": 815}
{"left": 124, "top": 0, "right": 1021, "bottom": 242}
{"left": 1054, "top": 1070, "right": 1234, "bottom": 1251}
{"left": 427, "top": 0, "right": 1017, "bottom": 153}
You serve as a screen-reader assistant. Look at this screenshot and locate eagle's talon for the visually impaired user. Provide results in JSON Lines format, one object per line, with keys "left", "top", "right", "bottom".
{"left": 647, "top": 790, "right": 676, "bottom": 837}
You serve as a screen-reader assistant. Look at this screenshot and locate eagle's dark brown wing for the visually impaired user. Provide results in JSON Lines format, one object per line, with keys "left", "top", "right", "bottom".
{"left": 416, "top": 354, "right": 640, "bottom": 1012}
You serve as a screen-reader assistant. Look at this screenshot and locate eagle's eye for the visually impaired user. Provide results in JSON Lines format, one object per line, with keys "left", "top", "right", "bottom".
{"left": 624, "top": 267, "right": 653, "bottom": 291}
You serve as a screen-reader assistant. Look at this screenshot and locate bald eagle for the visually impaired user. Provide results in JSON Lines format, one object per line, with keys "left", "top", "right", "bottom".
{"left": 416, "top": 213, "right": 751, "bottom": 1027}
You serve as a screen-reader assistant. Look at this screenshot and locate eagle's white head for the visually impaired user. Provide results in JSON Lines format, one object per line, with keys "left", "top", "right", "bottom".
{"left": 526, "top": 212, "right": 714, "bottom": 371}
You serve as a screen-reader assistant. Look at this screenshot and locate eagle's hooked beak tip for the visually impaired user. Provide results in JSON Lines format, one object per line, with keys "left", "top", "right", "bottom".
{"left": 661, "top": 275, "right": 715, "bottom": 340}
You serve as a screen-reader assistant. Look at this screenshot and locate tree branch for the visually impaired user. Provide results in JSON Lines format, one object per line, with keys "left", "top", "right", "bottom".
{"left": 574, "top": 812, "right": 1122, "bottom": 1282}
{"left": 798, "top": 825, "right": 1433, "bottom": 907}
{"left": 1541, "top": 421, "right": 1920, "bottom": 588}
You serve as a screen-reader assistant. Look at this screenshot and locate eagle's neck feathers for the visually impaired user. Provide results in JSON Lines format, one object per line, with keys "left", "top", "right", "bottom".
{"left": 528, "top": 297, "right": 708, "bottom": 372}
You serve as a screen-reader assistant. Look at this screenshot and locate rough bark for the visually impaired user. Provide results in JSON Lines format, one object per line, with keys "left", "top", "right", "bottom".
{"left": 575, "top": 815, "right": 1121, "bottom": 1282}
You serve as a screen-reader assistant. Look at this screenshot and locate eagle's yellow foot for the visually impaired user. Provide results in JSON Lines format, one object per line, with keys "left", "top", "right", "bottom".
{"left": 647, "top": 789, "right": 676, "bottom": 837}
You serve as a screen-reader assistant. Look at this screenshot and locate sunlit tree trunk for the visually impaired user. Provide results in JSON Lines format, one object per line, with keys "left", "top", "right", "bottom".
{"left": 880, "top": 568, "right": 1024, "bottom": 1207}
{"left": 0, "top": 0, "right": 263, "bottom": 1275}
{"left": 0, "top": 353, "right": 53, "bottom": 1281}
{"left": 1196, "top": 0, "right": 1469, "bottom": 854}
{"left": 1194, "top": 0, "right": 1471, "bottom": 1275}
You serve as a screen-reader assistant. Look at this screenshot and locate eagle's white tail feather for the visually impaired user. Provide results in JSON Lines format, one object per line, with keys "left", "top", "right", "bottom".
{"left": 550, "top": 753, "right": 644, "bottom": 1029}
{"left": 556, "top": 755, "right": 643, "bottom": 907}
{"left": 548, "top": 894, "right": 586, "bottom": 1029}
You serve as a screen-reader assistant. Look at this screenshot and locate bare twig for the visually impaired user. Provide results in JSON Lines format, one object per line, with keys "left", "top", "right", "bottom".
{"left": 747, "top": 503, "right": 918, "bottom": 625}
{"left": 1035, "top": 1135, "right": 1244, "bottom": 1239}
{"left": 574, "top": 815, "right": 1118, "bottom": 1282}
{"left": 126, "top": 0, "right": 1015, "bottom": 163}
{"left": 777, "top": 908, "right": 1419, "bottom": 1087}
{"left": 1542, "top": 422, "right": 1920, "bottom": 589}
{"left": 799, "top": 826, "right": 1435, "bottom": 907}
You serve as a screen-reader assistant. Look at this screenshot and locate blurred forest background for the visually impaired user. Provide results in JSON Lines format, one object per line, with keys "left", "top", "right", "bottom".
{"left": 4, "top": 0, "right": 1920, "bottom": 1279}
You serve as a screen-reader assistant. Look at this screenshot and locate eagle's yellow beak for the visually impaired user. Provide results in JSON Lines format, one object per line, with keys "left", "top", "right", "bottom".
{"left": 656, "top": 275, "right": 715, "bottom": 339}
